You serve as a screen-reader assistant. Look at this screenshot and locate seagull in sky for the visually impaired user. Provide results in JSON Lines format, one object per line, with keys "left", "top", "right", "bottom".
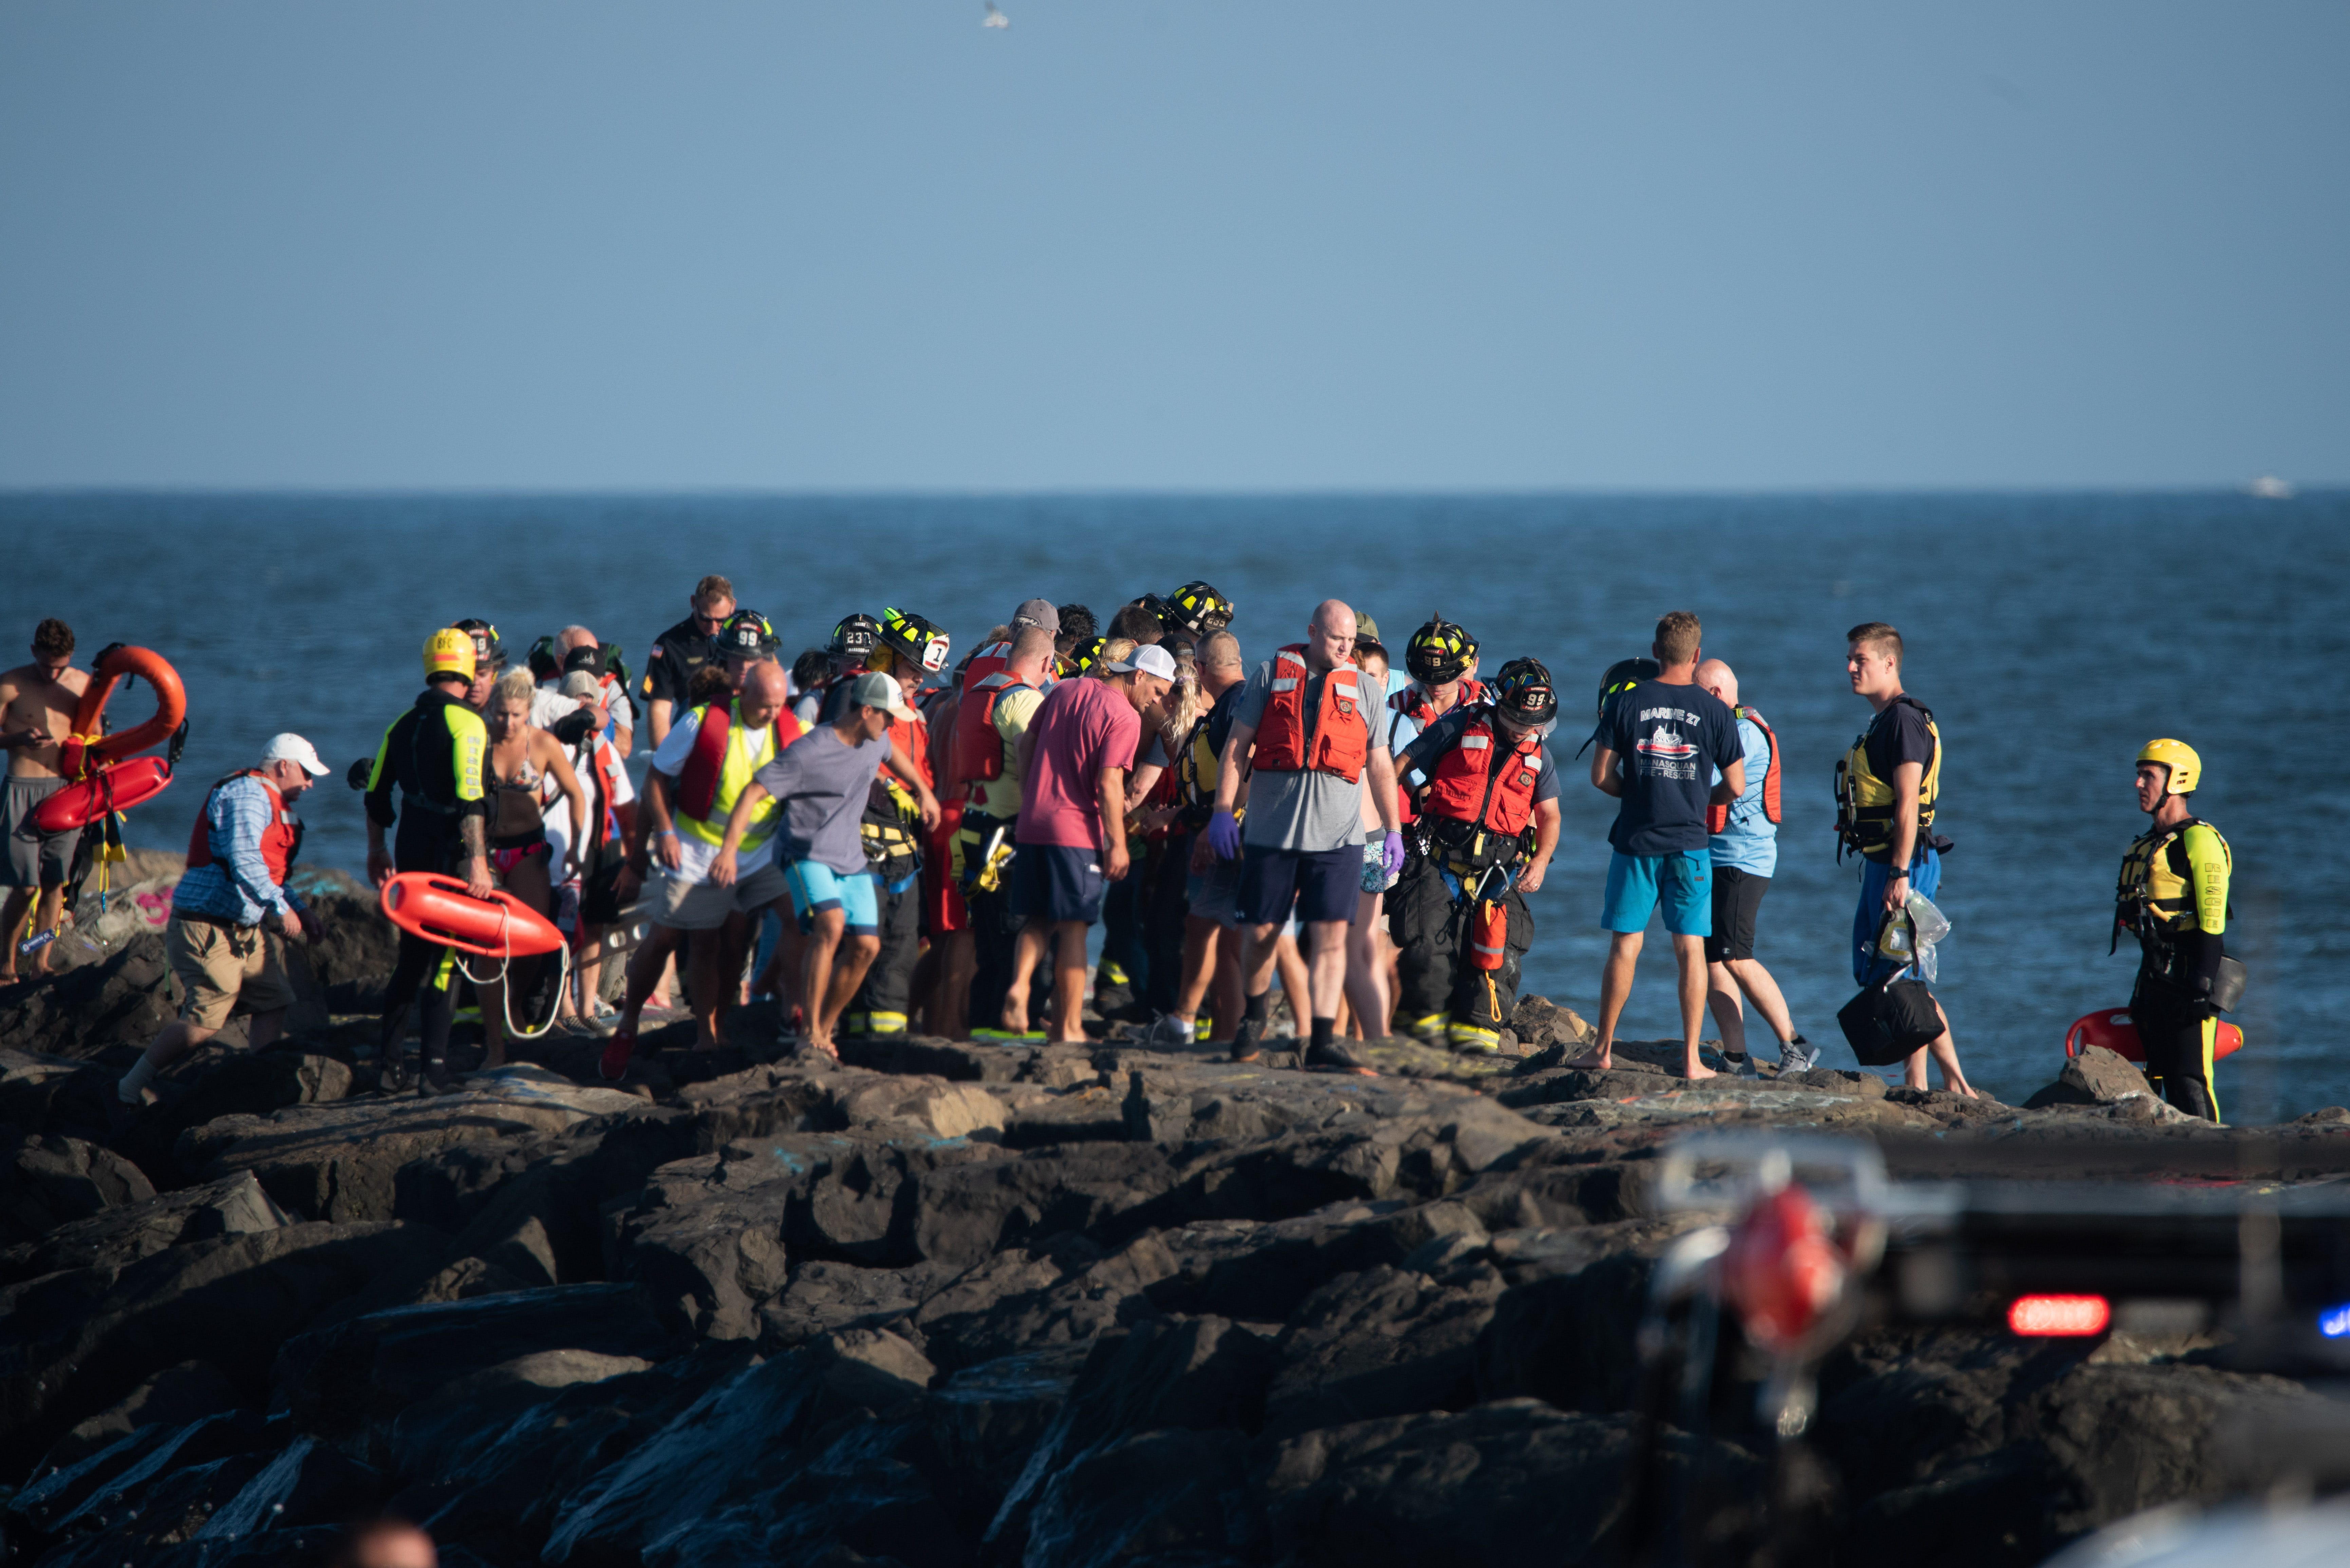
{"left": 983, "top": 2, "right": 1009, "bottom": 27}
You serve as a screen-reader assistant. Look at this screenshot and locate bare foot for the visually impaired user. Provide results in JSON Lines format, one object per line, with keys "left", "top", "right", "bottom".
{"left": 1683, "top": 1061, "right": 1718, "bottom": 1081}
{"left": 802, "top": 1035, "right": 840, "bottom": 1061}
{"left": 1563, "top": 1050, "right": 1614, "bottom": 1070}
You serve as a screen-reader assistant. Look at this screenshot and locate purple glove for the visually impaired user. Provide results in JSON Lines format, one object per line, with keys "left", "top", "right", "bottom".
{"left": 1380, "top": 831, "right": 1406, "bottom": 881}
{"left": 1206, "top": 809, "right": 1243, "bottom": 861}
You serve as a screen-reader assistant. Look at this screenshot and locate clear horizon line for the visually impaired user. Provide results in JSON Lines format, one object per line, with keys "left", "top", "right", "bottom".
{"left": 0, "top": 480, "right": 2337, "bottom": 501}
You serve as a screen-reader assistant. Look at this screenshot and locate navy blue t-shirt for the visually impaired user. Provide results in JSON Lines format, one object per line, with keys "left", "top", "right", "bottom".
{"left": 1603, "top": 678, "right": 1742, "bottom": 855}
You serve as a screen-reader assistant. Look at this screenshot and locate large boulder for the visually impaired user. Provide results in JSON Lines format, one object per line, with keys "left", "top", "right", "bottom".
{"left": 174, "top": 1064, "right": 647, "bottom": 1220}
{"left": 760, "top": 1258, "right": 959, "bottom": 1350}
{"left": 0, "top": 929, "right": 176, "bottom": 1061}
{"left": 986, "top": 1314, "right": 1276, "bottom": 1560}
{"left": 1, "top": 1125, "right": 155, "bottom": 1244}
{"left": 383, "top": 1343, "right": 760, "bottom": 1565}
{"left": 1817, "top": 1331, "right": 2338, "bottom": 1565}
{"left": 274, "top": 1284, "right": 678, "bottom": 1463}
{"left": 912, "top": 1229, "right": 1177, "bottom": 1371}
{"left": 5, "top": 1408, "right": 276, "bottom": 1552}
{"left": 0, "top": 1168, "right": 292, "bottom": 1286}
{"left": 1262, "top": 1261, "right": 1506, "bottom": 1437}
{"left": 540, "top": 1328, "right": 953, "bottom": 1568}
{"left": 34, "top": 1359, "right": 241, "bottom": 1473}
{"left": 2023, "top": 1044, "right": 2158, "bottom": 1110}
{"left": 1260, "top": 1399, "right": 1764, "bottom": 1567}
{"left": 115, "top": 1045, "right": 355, "bottom": 1181}
{"left": 0, "top": 1220, "right": 444, "bottom": 1477}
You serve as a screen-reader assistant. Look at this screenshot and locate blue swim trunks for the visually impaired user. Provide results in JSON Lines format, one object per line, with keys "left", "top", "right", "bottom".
{"left": 1601, "top": 849, "right": 1712, "bottom": 937}
{"left": 785, "top": 859, "right": 879, "bottom": 937}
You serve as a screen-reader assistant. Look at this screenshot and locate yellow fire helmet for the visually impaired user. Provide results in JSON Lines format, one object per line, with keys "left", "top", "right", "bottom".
{"left": 423, "top": 627, "right": 478, "bottom": 683}
{"left": 2137, "top": 738, "right": 2201, "bottom": 795}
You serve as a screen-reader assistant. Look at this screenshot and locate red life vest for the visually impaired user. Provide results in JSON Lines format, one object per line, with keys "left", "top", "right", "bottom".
{"left": 1706, "top": 705, "right": 1782, "bottom": 835}
{"left": 952, "top": 663, "right": 1032, "bottom": 788}
{"left": 1387, "top": 678, "right": 1485, "bottom": 824}
{"left": 584, "top": 735, "right": 630, "bottom": 844}
{"left": 184, "top": 771, "right": 302, "bottom": 887}
{"left": 1254, "top": 646, "right": 1369, "bottom": 782}
{"left": 1422, "top": 710, "right": 1545, "bottom": 836}
{"left": 889, "top": 710, "right": 932, "bottom": 790}
{"left": 676, "top": 699, "right": 806, "bottom": 823}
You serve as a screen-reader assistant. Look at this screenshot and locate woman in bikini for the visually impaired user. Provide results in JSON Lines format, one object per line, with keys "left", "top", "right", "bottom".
{"left": 482, "top": 668, "right": 589, "bottom": 1067}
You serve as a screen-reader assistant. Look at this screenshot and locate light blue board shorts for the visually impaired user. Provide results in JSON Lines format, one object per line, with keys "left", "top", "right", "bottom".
{"left": 786, "top": 859, "right": 880, "bottom": 937}
{"left": 1601, "top": 849, "right": 1712, "bottom": 937}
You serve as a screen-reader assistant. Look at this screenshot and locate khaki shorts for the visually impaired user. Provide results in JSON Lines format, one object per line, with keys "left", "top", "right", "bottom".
{"left": 167, "top": 915, "right": 297, "bottom": 1030}
{"left": 652, "top": 860, "right": 788, "bottom": 932}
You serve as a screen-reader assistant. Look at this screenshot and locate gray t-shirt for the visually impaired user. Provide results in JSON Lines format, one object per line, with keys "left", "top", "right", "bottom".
{"left": 1233, "top": 657, "right": 1387, "bottom": 851}
{"left": 751, "top": 724, "right": 890, "bottom": 876}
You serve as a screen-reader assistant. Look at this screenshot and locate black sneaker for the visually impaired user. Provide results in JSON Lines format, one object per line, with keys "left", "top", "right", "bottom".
{"left": 380, "top": 1054, "right": 417, "bottom": 1094}
{"left": 1230, "top": 1015, "right": 1264, "bottom": 1063}
{"left": 1306, "top": 1039, "right": 1378, "bottom": 1076}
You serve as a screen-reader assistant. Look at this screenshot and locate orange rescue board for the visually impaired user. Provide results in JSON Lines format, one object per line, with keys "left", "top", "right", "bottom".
{"left": 2064, "top": 1008, "right": 2243, "bottom": 1064}
{"left": 380, "top": 872, "right": 565, "bottom": 958}
{"left": 31, "top": 756, "right": 174, "bottom": 833}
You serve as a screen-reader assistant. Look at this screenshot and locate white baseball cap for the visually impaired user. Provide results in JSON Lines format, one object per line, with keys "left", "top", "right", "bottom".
{"left": 261, "top": 733, "right": 332, "bottom": 777}
{"left": 1106, "top": 644, "right": 1179, "bottom": 680}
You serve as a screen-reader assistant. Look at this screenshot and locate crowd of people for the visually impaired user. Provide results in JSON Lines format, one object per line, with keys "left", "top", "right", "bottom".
{"left": 0, "top": 586, "right": 2235, "bottom": 1119}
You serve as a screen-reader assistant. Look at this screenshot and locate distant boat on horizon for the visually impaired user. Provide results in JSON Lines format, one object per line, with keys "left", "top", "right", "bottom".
{"left": 2246, "top": 475, "right": 2295, "bottom": 500}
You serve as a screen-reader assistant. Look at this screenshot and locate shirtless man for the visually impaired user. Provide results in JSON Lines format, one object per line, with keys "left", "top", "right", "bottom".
{"left": 0, "top": 620, "right": 92, "bottom": 984}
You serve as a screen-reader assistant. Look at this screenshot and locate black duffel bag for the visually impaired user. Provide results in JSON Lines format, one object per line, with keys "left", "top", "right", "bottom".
{"left": 1837, "top": 974, "right": 1944, "bottom": 1066}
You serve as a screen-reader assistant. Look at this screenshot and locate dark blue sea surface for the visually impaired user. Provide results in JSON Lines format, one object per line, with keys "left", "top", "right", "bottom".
{"left": 4, "top": 491, "right": 2344, "bottom": 1118}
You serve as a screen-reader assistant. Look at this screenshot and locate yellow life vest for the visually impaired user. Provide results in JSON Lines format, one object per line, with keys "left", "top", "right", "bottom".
{"left": 674, "top": 701, "right": 785, "bottom": 851}
{"left": 1174, "top": 713, "right": 1221, "bottom": 810}
{"left": 1834, "top": 695, "right": 1941, "bottom": 860}
{"left": 2117, "top": 818, "right": 2231, "bottom": 942}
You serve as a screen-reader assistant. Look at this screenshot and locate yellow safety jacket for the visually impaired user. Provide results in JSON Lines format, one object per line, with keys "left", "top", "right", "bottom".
{"left": 2118, "top": 819, "right": 2230, "bottom": 944}
{"left": 1174, "top": 713, "right": 1221, "bottom": 813}
{"left": 673, "top": 700, "right": 786, "bottom": 852}
{"left": 1834, "top": 696, "right": 1941, "bottom": 861}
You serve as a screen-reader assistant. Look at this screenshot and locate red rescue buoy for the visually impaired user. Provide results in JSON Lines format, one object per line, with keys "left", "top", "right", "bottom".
{"left": 57, "top": 646, "right": 188, "bottom": 781}
{"left": 2064, "top": 1008, "right": 2242, "bottom": 1064}
{"left": 30, "top": 756, "right": 175, "bottom": 834}
{"left": 380, "top": 872, "right": 565, "bottom": 959}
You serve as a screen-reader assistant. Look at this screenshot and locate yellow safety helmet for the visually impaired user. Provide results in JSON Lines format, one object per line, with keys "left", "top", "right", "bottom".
{"left": 2136, "top": 738, "right": 2201, "bottom": 795}
{"left": 424, "top": 627, "right": 478, "bottom": 683}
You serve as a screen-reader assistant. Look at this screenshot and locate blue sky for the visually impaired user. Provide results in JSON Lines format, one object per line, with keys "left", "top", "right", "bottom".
{"left": 1, "top": 1, "right": 2343, "bottom": 490}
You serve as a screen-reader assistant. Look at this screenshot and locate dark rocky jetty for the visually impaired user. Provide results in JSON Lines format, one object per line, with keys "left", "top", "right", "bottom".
{"left": 3, "top": 857, "right": 2345, "bottom": 1565}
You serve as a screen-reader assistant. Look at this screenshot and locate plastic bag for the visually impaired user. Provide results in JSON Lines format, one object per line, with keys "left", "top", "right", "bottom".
{"left": 1905, "top": 891, "right": 1951, "bottom": 983}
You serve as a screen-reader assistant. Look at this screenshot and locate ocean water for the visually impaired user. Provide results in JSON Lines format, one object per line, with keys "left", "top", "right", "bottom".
{"left": 3, "top": 491, "right": 2345, "bottom": 1118}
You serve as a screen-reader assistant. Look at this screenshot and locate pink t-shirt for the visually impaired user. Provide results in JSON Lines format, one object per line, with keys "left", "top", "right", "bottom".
{"left": 1016, "top": 677, "right": 1142, "bottom": 849}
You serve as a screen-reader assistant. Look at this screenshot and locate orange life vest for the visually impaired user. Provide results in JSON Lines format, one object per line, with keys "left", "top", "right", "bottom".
{"left": 1255, "top": 645, "right": 1369, "bottom": 782}
{"left": 677, "top": 700, "right": 806, "bottom": 823}
{"left": 185, "top": 771, "right": 301, "bottom": 886}
{"left": 1422, "top": 710, "right": 1545, "bottom": 836}
{"left": 1387, "top": 678, "right": 1484, "bottom": 824}
{"left": 1705, "top": 705, "right": 1782, "bottom": 836}
{"left": 953, "top": 663, "right": 1032, "bottom": 789}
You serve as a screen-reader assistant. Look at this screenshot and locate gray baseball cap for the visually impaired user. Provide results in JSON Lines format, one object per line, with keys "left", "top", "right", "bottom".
{"left": 1011, "top": 599, "right": 1060, "bottom": 634}
{"left": 848, "top": 669, "right": 917, "bottom": 721}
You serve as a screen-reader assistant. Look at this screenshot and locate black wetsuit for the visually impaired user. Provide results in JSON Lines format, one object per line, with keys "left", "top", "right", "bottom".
{"left": 365, "top": 688, "right": 488, "bottom": 1069}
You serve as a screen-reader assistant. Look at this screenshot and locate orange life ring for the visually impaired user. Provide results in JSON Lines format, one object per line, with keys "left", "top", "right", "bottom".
{"left": 30, "top": 756, "right": 175, "bottom": 834}
{"left": 2063, "top": 1008, "right": 2242, "bottom": 1064}
{"left": 57, "top": 645, "right": 187, "bottom": 781}
{"left": 380, "top": 872, "right": 565, "bottom": 958}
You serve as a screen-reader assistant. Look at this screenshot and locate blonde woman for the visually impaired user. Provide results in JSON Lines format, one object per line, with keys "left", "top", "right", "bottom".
{"left": 480, "top": 668, "right": 589, "bottom": 1066}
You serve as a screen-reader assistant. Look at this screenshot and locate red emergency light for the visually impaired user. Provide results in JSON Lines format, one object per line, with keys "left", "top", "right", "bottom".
{"left": 2007, "top": 1294, "right": 2111, "bottom": 1337}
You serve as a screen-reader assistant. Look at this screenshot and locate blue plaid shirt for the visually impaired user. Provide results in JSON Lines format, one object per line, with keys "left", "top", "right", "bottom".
{"left": 173, "top": 776, "right": 299, "bottom": 926}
